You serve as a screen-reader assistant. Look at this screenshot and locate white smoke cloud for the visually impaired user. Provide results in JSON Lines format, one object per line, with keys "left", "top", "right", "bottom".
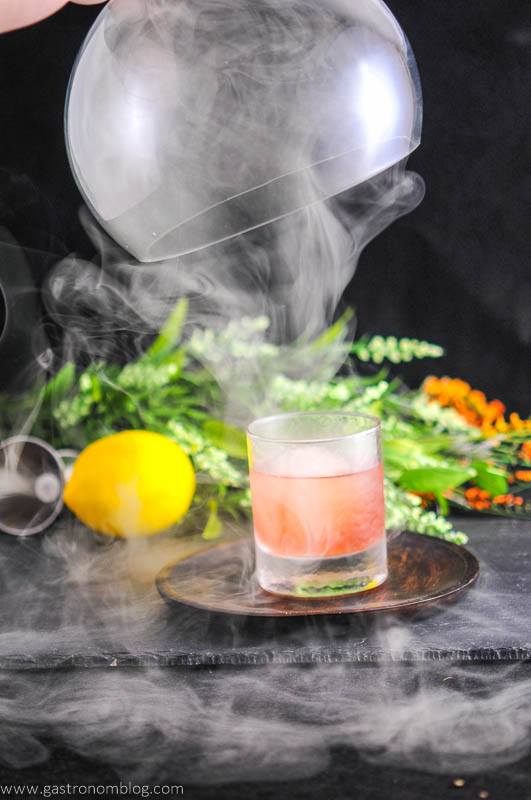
{"left": 0, "top": 521, "right": 527, "bottom": 785}
{"left": 4, "top": 0, "right": 523, "bottom": 789}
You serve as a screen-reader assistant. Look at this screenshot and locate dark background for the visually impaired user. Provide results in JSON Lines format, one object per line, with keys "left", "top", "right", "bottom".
{"left": 0, "top": 0, "right": 529, "bottom": 410}
{"left": 0, "top": 5, "right": 530, "bottom": 793}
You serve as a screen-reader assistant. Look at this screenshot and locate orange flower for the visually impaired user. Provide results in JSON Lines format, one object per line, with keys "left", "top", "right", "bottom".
{"left": 521, "top": 442, "right": 531, "bottom": 462}
{"left": 493, "top": 494, "right": 509, "bottom": 504}
{"left": 423, "top": 376, "right": 531, "bottom": 438}
{"left": 493, "top": 494, "right": 524, "bottom": 507}
{"left": 465, "top": 486, "right": 491, "bottom": 510}
{"left": 410, "top": 491, "right": 436, "bottom": 509}
{"left": 510, "top": 413, "right": 527, "bottom": 431}
{"left": 515, "top": 470, "right": 531, "bottom": 482}
{"left": 423, "top": 376, "right": 442, "bottom": 396}
{"left": 465, "top": 487, "right": 490, "bottom": 501}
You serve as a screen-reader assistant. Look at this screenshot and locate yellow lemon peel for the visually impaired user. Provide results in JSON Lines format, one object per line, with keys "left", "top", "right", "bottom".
{"left": 64, "top": 430, "right": 196, "bottom": 538}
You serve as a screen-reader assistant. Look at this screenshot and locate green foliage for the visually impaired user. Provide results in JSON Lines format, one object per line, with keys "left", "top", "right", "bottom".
{"left": 398, "top": 466, "right": 475, "bottom": 495}
{"left": 471, "top": 461, "right": 509, "bottom": 496}
{"left": 202, "top": 500, "right": 223, "bottom": 541}
{"left": 42, "top": 362, "right": 76, "bottom": 402}
{"left": 384, "top": 481, "right": 468, "bottom": 544}
{"left": 203, "top": 420, "right": 248, "bottom": 460}
{"left": 398, "top": 466, "right": 476, "bottom": 515}
{"left": 145, "top": 298, "right": 188, "bottom": 362}
{"left": 352, "top": 335, "right": 444, "bottom": 364}
{"left": 1, "top": 302, "right": 527, "bottom": 545}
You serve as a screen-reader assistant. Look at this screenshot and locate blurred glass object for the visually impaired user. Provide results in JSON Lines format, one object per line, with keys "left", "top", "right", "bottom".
{"left": 0, "top": 229, "right": 49, "bottom": 391}
{"left": 0, "top": 438, "right": 77, "bottom": 536}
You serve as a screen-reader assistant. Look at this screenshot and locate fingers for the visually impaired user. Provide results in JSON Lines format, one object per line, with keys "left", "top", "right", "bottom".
{"left": 0, "top": 0, "right": 106, "bottom": 34}
{"left": 0, "top": 1, "right": 64, "bottom": 32}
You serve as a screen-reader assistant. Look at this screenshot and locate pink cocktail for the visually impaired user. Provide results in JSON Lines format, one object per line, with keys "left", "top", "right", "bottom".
{"left": 250, "top": 463, "right": 384, "bottom": 558}
{"left": 247, "top": 412, "right": 387, "bottom": 597}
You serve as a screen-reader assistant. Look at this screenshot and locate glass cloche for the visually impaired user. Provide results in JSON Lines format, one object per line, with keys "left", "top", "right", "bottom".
{"left": 65, "top": 0, "right": 422, "bottom": 262}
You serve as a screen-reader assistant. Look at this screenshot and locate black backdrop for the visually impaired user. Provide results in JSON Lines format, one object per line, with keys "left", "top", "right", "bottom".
{"left": 0, "top": 0, "right": 529, "bottom": 411}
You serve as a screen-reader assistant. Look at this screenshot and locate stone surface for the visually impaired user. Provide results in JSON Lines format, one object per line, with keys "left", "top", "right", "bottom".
{"left": 0, "top": 517, "right": 528, "bottom": 668}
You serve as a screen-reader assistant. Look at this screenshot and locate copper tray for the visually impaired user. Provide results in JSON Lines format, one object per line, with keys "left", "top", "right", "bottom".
{"left": 156, "top": 532, "right": 479, "bottom": 617}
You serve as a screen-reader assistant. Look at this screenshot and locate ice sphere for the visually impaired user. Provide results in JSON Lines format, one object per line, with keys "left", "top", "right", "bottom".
{"left": 264, "top": 446, "right": 352, "bottom": 478}
{"left": 248, "top": 412, "right": 381, "bottom": 475}
{"left": 256, "top": 438, "right": 379, "bottom": 476}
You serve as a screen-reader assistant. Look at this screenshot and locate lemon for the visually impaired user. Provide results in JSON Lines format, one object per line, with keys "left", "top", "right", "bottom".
{"left": 64, "top": 430, "right": 196, "bottom": 538}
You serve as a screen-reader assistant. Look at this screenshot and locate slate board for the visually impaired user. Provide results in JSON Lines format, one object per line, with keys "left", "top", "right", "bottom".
{"left": 0, "top": 517, "right": 528, "bottom": 668}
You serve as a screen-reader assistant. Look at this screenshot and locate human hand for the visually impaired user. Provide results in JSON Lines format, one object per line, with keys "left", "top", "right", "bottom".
{"left": 1, "top": 1, "right": 106, "bottom": 34}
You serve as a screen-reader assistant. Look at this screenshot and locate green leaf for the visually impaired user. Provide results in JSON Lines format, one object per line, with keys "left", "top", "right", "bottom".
{"left": 294, "top": 575, "right": 378, "bottom": 596}
{"left": 146, "top": 298, "right": 188, "bottom": 362}
{"left": 203, "top": 419, "right": 247, "bottom": 460}
{"left": 471, "top": 461, "right": 509, "bottom": 496}
{"left": 202, "top": 500, "right": 223, "bottom": 540}
{"left": 383, "top": 437, "right": 452, "bottom": 472}
{"left": 42, "top": 362, "right": 76, "bottom": 401}
{"left": 435, "top": 492, "right": 449, "bottom": 515}
{"left": 399, "top": 466, "right": 476, "bottom": 495}
{"left": 412, "top": 435, "right": 453, "bottom": 454}
{"left": 384, "top": 438, "right": 430, "bottom": 458}
{"left": 357, "top": 368, "right": 390, "bottom": 386}
{"left": 305, "top": 308, "right": 354, "bottom": 351}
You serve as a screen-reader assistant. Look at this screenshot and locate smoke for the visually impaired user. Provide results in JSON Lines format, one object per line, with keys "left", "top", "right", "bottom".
{"left": 0, "top": 520, "right": 530, "bottom": 787}
{"left": 7, "top": 215, "right": 531, "bottom": 788}
{"left": 3, "top": 661, "right": 531, "bottom": 785}
{"left": 2, "top": 0, "right": 528, "bottom": 791}
{"left": 42, "top": 163, "right": 423, "bottom": 431}
{"left": 45, "top": 163, "right": 423, "bottom": 368}
{"left": 46, "top": 0, "right": 425, "bottom": 411}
